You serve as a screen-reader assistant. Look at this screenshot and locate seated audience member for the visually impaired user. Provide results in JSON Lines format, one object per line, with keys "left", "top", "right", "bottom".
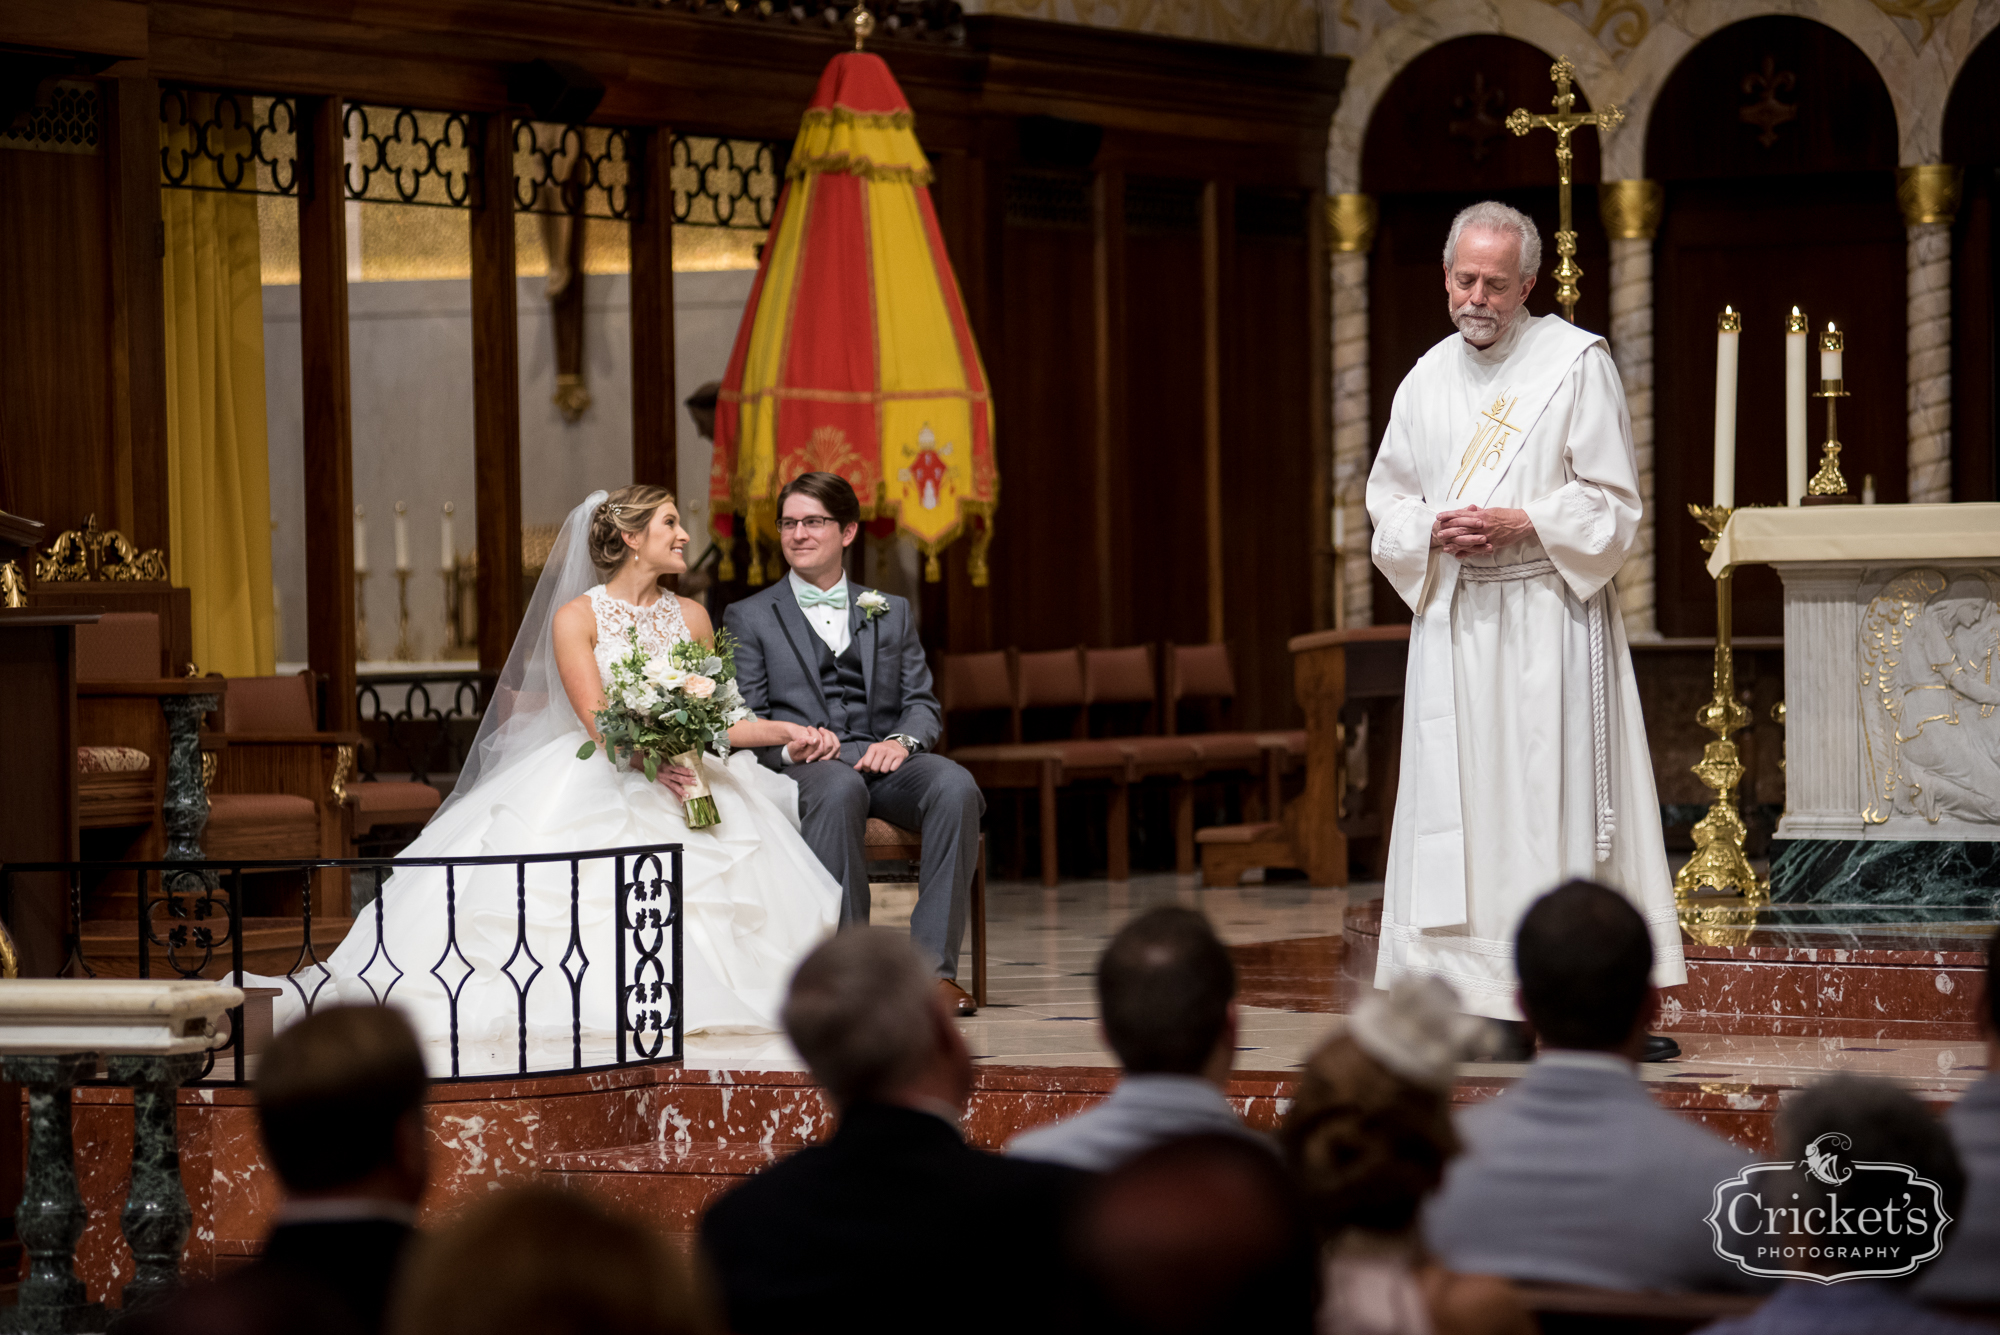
{"left": 699, "top": 929, "right": 1084, "bottom": 1334}
{"left": 1699, "top": 1074, "right": 1981, "bottom": 1335}
{"left": 1425, "top": 880, "right": 1768, "bottom": 1294}
{"left": 1071, "top": 1133, "right": 1317, "bottom": 1335}
{"left": 1283, "top": 978, "right": 1531, "bottom": 1335}
{"left": 390, "top": 1184, "right": 710, "bottom": 1335}
{"left": 1917, "top": 926, "right": 2000, "bottom": 1308}
{"left": 128, "top": 1005, "right": 430, "bottom": 1335}
{"left": 1009, "top": 906, "right": 1260, "bottom": 1172}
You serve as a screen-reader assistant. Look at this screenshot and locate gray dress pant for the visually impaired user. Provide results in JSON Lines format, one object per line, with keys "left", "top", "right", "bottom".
{"left": 787, "top": 753, "right": 984, "bottom": 980}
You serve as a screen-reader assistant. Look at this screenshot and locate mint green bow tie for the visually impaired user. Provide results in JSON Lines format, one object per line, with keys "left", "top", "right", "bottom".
{"left": 797, "top": 585, "right": 848, "bottom": 610}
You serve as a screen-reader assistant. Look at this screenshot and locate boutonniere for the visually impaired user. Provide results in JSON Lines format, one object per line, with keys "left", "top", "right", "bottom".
{"left": 856, "top": 590, "right": 890, "bottom": 623}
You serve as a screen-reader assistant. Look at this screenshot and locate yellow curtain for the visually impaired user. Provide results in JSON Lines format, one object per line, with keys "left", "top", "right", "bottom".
{"left": 161, "top": 110, "right": 276, "bottom": 678}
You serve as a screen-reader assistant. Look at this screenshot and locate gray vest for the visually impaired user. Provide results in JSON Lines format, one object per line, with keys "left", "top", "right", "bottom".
{"left": 816, "top": 635, "right": 872, "bottom": 741}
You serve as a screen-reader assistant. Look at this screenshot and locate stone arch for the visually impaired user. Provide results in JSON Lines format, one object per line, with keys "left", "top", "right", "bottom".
{"left": 1326, "top": 0, "right": 2000, "bottom": 196}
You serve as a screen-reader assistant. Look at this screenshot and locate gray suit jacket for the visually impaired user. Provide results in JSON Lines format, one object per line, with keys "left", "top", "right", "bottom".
{"left": 722, "top": 579, "right": 942, "bottom": 770}
{"left": 1004, "top": 1074, "right": 1267, "bottom": 1174}
{"left": 1916, "top": 1073, "right": 2000, "bottom": 1303}
{"left": 1423, "top": 1055, "right": 1771, "bottom": 1294}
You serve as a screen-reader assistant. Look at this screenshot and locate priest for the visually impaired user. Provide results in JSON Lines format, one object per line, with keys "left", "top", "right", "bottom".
{"left": 1366, "top": 201, "right": 1684, "bottom": 1061}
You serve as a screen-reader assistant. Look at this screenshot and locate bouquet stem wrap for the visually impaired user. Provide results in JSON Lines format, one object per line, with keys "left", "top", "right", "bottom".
{"left": 673, "top": 749, "right": 720, "bottom": 829}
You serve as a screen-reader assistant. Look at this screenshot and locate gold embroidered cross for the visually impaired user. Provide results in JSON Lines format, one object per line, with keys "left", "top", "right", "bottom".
{"left": 1452, "top": 393, "right": 1522, "bottom": 497}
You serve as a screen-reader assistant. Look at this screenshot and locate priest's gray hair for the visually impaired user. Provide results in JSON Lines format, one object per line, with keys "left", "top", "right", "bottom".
{"left": 782, "top": 929, "right": 938, "bottom": 1107}
{"left": 1443, "top": 201, "right": 1542, "bottom": 281}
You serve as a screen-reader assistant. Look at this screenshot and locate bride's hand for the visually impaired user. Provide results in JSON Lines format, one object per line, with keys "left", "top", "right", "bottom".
{"left": 781, "top": 722, "right": 840, "bottom": 763}
{"left": 657, "top": 764, "right": 698, "bottom": 799}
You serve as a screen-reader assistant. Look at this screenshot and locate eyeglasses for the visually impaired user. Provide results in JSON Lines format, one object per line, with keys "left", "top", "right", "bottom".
{"left": 778, "top": 516, "right": 839, "bottom": 533}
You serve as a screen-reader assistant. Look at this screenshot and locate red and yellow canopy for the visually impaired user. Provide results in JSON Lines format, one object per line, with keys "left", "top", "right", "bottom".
{"left": 711, "top": 50, "right": 997, "bottom": 585}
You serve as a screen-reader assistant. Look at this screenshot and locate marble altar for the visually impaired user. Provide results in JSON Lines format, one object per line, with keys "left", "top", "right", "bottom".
{"left": 1709, "top": 504, "right": 2000, "bottom": 903}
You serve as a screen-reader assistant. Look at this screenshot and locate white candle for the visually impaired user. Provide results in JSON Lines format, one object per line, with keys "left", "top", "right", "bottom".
{"left": 1820, "top": 323, "right": 1843, "bottom": 382}
{"left": 394, "top": 501, "right": 410, "bottom": 572}
{"left": 1713, "top": 307, "right": 1740, "bottom": 509}
{"left": 1786, "top": 307, "right": 1808, "bottom": 506}
{"left": 353, "top": 505, "right": 369, "bottom": 575}
{"left": 1863, "top": 473, "right": 1877, "bottom": 505}
{"left": 441, "top": 502, "right": 456, "bottom": 572}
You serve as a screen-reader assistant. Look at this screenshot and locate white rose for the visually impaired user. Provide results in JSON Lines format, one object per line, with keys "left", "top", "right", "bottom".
{"left": 857, "top": 591, "right": 889, "bottom": 614}
{"left": 642, "top": 657, "right": 687, "bottom": 692}
{"left": 683, "top": 675, "right": 717, "bottom": 700}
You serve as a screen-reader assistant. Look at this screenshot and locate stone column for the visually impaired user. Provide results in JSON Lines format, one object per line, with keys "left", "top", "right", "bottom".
{"left": 108, "top": 1052, "right": 207, "bottom": 1312}
{"left": 1599, "top": 180, "right": 1665, "bottom": 641}
{"left": 1327, "top": 193, "right": 1377, "bottom": 628}
{"left": 1898, "top": 165, "right": 1962, "bottom": 505}
{"left": 2, "top": 1053, "right": 105, "bottom": 1334}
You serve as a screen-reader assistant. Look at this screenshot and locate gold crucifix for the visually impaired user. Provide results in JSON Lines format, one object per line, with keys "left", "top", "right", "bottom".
{"left": 1505, "top": 57, "right": 1623, "bottom": 323}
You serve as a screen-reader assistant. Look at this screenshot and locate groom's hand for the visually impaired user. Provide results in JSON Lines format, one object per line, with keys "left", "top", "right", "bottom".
{"left": 854, "top": 739, "right": 909, "bottom": 774}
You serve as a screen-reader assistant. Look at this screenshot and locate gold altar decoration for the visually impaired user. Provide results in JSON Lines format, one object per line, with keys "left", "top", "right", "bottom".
{"left": 1326, "top": 193, "right": 1378, "bottom": 253}
{"left": 1597, "top": 179, "right": 1662, "bottom": 241}
{"left": 33, "top": 516, "right": 168, "bottom": 583}
{"left": 1676, "top": 504, "right": 1767, "bottom": 902}
{"left": 1506, "top": 57, "right": 1624, "bottom": 323}
{"left": 0, "top": 561, "right": 25, "bottom": 609}
{"left": 1808, "top": 325, "right": 1853, "bottom": 500}
{"left": 1895, "top": 163, "right": 1963, "bottom": 227}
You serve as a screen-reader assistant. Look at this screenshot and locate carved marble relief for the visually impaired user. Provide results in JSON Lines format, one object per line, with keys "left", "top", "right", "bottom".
{"left": 1860, "top": 567, "right": 2000, "bottom": 827}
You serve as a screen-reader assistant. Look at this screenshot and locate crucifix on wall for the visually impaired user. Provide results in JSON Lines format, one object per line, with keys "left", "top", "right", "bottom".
{"left": 1505, "top": 56, "right": 1624, "bottom": 323}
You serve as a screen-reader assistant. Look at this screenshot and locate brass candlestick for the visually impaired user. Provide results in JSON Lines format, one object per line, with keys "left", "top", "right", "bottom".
{"left": 1805, "top": 326, "right": 1856, "bottom": 504}
{"left": 354, "top": 571, "right": 372, "bottom": 662}
{"left": 394, "top": 568, "right": 415, "bottom": 661}
{"left": 1675, "top": 504, "right": 1767, "bottom": 902}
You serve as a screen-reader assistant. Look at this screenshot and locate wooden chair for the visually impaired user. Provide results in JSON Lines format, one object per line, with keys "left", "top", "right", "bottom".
{"left": 864, "top": 818, "right": 987, "bottom": 1005}
{"left": 1168, "top": 641, "right": 1305, "bottom": 828}
{"left": 1080, "top": 644, "right": 1209, "bottom": 875}
{"left": 74, "top": 613, "right": 171, "bottom": 849}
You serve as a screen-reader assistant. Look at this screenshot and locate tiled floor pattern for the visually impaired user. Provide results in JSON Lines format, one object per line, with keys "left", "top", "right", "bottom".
{"left": 684, "top": 874, "right": 1994, "bottom": 1100}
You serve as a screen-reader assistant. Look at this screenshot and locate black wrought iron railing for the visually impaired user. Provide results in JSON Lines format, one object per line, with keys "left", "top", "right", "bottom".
{"left": 355, "top": 668, "right": 493, "bottom": 784}
{"left": 1, "top": 844, "right": 683, "bottom": 1084}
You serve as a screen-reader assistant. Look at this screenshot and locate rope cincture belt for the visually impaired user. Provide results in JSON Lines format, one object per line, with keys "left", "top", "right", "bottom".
{"left": 1457, "top": 557, "right": 1616, "bottom": 862}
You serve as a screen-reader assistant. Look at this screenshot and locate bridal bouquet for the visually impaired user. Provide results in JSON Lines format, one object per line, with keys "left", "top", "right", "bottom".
{"left": 577, "top": 628, "right": 750, "bottom": 829}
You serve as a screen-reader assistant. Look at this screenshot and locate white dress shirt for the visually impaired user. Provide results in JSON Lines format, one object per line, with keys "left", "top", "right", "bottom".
{"left": 790, "top": 569, "right": 852, "bottom": 656}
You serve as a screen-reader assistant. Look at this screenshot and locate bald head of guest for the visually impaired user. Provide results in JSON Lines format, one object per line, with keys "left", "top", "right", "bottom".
{"left": 256, "top": 1005, "right": 430, "bottom": 1204}
{"left": 1514, "top": 879, "right": 1656, "bottom": 1059}
{"left": 1097, "top": 907, "right": 1238, "bottom": 1085}
{"left": 782, "top": 929, "right": 973, "bottom": 1112}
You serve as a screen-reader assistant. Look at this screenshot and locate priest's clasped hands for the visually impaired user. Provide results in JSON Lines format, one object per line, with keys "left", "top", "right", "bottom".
{"left": 1431, "top": 505, "right": 1537, "bottom": 557}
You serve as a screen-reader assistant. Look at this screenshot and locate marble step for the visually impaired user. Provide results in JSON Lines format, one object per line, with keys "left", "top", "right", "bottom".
{"left": 541, "top": 1140, "right": 797, "bottom": 1232}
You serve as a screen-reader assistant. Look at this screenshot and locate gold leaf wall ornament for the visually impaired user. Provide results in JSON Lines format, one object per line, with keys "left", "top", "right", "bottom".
{"left": 1536, "top": 0, "right": 1652, "bottom": 58}
{"left": 1870, "top": 0, "right": 1963, "bottom": 45}
{"left": 32, "top": 516, "right": 169, "bottom": 583}
{"left": 0, "top": 561, "right": 26, "bottom": 609}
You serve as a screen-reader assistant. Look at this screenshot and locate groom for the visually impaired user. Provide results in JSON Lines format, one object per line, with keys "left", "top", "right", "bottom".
{"left": 724, "top": 472, "right": 986, "bottom": 1016}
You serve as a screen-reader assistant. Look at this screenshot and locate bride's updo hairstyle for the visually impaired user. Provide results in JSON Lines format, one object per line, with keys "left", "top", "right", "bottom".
{"left": 588, "top": 484, "right": 675, "bottom": 578}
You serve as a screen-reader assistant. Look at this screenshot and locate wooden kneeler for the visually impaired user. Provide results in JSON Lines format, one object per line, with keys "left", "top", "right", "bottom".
{"left": 865, "top": 818, "right": 988, "bottom": 1006}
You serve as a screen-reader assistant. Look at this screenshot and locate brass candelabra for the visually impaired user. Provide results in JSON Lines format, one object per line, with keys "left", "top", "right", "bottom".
{"left": 1675, "top": 504, "right": 1767, "bottom": 902}
{"left": 1804, "top": 326, "right": 1855, "bottom": 504}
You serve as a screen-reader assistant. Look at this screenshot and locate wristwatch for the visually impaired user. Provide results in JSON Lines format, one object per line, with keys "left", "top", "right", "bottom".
{"left": 886, "top": 733, "right": 926, "bottom": 755}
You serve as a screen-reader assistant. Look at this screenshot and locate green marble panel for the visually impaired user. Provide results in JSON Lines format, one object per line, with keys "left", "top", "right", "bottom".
{"left": 1770, "top": 839, "right": 2000, "bottom": 908}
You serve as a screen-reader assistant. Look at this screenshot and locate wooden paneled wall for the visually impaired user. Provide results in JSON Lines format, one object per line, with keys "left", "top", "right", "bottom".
{"left": 1, "top": 2, "right": 1345, "bottom": 732}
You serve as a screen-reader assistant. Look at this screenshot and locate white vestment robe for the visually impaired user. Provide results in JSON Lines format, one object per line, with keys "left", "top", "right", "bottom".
{"left": 1367, "top": 312, "right": 1684, "bottom": 1020}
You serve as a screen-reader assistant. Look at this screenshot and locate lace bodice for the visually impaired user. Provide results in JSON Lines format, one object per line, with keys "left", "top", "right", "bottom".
{"left": 587, "top": 585, "right": 690, "bottom": 688}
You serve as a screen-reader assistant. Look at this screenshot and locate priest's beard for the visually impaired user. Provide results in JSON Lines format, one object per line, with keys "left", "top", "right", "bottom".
{"left": 1451, "top": 301, "right": 1515, "bottom": 347}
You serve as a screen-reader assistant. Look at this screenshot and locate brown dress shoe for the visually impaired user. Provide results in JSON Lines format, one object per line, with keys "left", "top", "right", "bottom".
{"left": 936, "top": 979, "right": 977, "bottom": 1017}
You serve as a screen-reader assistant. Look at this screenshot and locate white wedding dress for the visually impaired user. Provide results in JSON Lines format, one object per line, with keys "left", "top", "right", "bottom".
{"left": 261, "top": 494, "right": 841, "bottom": 1076}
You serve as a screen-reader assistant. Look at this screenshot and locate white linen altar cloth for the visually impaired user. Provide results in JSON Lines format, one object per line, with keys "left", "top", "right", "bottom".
{"left": 1706, "top": 502, "right": 2000, "bottom": 575}
{"left": 1367, "top": 313, "right": 1685, "bottom": 1020}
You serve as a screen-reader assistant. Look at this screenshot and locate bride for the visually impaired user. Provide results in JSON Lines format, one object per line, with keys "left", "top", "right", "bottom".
{"left": 274, "top": 486, "right": 842, "bottom": 1073}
